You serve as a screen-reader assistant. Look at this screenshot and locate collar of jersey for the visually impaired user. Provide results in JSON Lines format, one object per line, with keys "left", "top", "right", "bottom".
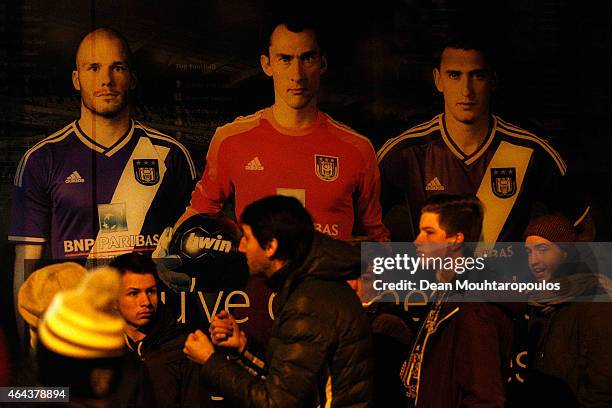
{"left": 262, "top": 107, "right": 327, "bottom": 136}
{"left": 73, "top": 119, "right": 135, "bottom": 157}
{"left": 439, "top": 114, "right": 497, "bottom": 166}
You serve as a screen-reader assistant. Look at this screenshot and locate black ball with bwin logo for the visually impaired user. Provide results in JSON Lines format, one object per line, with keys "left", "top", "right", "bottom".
{"left": 169, "top": 214, "right": 249, "bottom": 291}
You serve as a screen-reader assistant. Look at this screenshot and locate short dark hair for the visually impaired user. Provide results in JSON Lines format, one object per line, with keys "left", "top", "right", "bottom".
{"left": 422, "top": 194, "right": 484, "bottom": 252}
{"left": 110, "top": 253, "right": 157, "bottom": 278}
{"left": 260, "top": 12, "right": 325, "bottom": 56}
{"left": 434, "top": 27, "right": 497, "bottom": 70}
{"left": 240, "top": 195, "right": 315, "bottom": 264}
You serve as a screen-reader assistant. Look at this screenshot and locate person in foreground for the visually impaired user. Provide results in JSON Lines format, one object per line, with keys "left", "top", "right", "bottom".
{"left": 111, "top": 253, "right": 202, "bottom": 407}
{"left": 400, "top": 194, "right": 513, "bottom": 407}
{"left": 183, "top": 195, "right": 373, "bottom": 407}
{"left": 524, "top": 213, "right": 612, "bottom": 407}
{"left": 36, "top": 267, "right": 153, "bottom": 407}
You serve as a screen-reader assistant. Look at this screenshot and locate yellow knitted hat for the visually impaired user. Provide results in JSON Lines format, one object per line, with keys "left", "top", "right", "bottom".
{"left": 18, "top": 262, "right": 87, "bottom": 328}
{"left": 38, "top": 267, "right": 125, "bottom": 359}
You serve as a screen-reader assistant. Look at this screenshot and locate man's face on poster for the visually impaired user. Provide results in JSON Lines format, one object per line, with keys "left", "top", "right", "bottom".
{"left": 72, "top": 32, "right": 135, "bottom": 118}
{"left": 434, "top": 47, "right": 495, "bottom": 125}
{"left": 260, "top": 24, "right": 327, "bottom": 112}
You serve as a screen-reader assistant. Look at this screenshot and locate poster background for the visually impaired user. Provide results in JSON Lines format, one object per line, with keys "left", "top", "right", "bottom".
{"left": 1, "top": 0, "right": 610, "bottom": 354}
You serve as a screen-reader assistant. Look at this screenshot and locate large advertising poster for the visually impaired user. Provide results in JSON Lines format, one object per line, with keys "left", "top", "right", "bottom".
{"left": 1, "top": 0, "right": 610, "bottom": 401}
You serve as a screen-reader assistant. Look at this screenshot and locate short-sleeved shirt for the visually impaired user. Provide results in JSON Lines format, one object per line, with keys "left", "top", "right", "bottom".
{"left": 187, "top": 107, "right": 389, "bottom": 241}
{"left": 378, "top": 114, "right": 588, "bottom": 242}
{"left": 9, "top": 120, "right": 197, "bottom": 259}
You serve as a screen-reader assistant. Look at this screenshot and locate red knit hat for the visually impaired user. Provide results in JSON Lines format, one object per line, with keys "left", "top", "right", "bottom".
{"left": 523, "top": 213, "right": 576, "bottom": 243}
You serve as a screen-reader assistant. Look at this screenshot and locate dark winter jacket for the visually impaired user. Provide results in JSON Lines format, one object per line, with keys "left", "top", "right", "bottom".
{"left": 527, "top": 272, "right": 612, "bottom": 407}
{"left": 200, "top": 232, "right": 373, "bottom": 407}
{"left": 364, "top": 303, "right": 413, "bottom": 408}
{"left": 402, "top": 291, "right": 515, "bottom": 408}
{"left": 125, "top": 302, "right": 203, "bottom": 408}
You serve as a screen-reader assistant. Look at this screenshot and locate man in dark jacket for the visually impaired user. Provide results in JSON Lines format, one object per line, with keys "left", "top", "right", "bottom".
{"left": 111, "top": 253, "right": 202, "bottom": 408}
{"left": 400, "top": 194, "right": 514, "bottom": 407}
{"left": 524, "top": 213, "right": 612, "bottom": 407}
{"left": 183, "top": 195, "right": 373, "bottom": 407}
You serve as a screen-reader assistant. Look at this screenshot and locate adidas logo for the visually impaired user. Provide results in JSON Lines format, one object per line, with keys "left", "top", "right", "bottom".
{"left": 425, "top": 177, "right": 445, "bottom": 191}
{"left": 65, "top": 171, "right": 85, "bottom": 184}
{"left": 245, "top": 157, "right": 264, "bottom": 171}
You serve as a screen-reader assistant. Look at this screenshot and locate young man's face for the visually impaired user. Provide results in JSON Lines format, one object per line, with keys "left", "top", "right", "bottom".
{"left": 72, "top": 32, "right": 135, "bottom": 119}
{"left": 238, "top": 224, "right": 275, "bottom": 278}
{"left": 414, "top": 211, "right": 458, "bottom": 258}
{"left": 260, "top": 24, "right": 326, "bottom": 113}
{"left": 525, "top": 235, "right": 566, "bottom": 281}
{"left": 118, "top": 272, "right": 158, "bottom": 328}
{"left": 433, "top": 47, "right": 495, "bottom": 125}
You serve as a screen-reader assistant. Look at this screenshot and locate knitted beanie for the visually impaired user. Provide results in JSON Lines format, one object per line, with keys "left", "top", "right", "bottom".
{"left": 38, "top": 267, "right": 124, "bottom": 359}
{"left": 523, "top": 213, "right": 576, "bottom": 243}
{"left": 18, "top": 262, "right": 87, "bottom": 329}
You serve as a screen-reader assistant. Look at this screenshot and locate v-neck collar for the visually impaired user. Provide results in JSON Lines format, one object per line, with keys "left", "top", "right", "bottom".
{"left": 439, "top": 114, "right": 497, "bottom": 166}
{"left": 73, "top": 119, "right": 135, "bottom": 157}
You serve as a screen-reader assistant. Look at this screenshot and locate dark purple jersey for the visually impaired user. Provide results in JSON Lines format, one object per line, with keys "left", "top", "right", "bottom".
{"left": 9, "top": 120, "right": 197, "bottom": 259}
{"left": 378, "top": 114, "right": 588, "bottom": 242}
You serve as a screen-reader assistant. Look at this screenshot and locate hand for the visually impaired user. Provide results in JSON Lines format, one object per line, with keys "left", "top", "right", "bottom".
{"left": 152, "top": 227, "right": 191, "bottom": 292}
{"left": 183, "top": 329, "right": 215, "bottom": 364}
{"left": 209, "top": 310, "right": 247, "bottom": 353}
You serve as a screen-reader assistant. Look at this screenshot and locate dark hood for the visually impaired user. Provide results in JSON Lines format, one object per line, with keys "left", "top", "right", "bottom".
{"left": 266, "top": 232, "right": 361, "bottom": 292}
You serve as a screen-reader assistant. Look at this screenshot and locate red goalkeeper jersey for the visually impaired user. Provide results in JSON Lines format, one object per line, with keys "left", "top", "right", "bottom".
{"left": 187, "top": 107, "right": 388, "bottom": 241}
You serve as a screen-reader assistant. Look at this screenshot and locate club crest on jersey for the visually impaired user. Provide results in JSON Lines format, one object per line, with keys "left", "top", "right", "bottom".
{"left": 314, "top": 155, "right": 339, "bottom": 181}
{"left": 491, "top": 167, "right": 517, "bottom": 198}
{"left": 133, "top": 159, "right": 160, "bottom": 186}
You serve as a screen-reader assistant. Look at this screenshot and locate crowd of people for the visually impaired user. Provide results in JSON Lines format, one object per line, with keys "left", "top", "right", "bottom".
{"left": 4, "top": 11, "right": 611, "bottom": 408}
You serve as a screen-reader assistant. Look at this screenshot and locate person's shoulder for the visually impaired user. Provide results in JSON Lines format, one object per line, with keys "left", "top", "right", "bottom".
{"left": 282, "top": 279, "right": 370, "bottom": 340}
{"left": 323, "top": 113, "right": 373, "bottom": 146}
{"left": 275, "top": 282, "right": 334, "bottom": 336}
{"left": 283, "top": 281, "right": 365, "bottom": 337}
{"left": 493, "top": 115, "right": 566, "bottom": 175}
{"left": 14, "top": 122, "right": 76, "bottom": 187}
{"left": 134, "top": 121, "right": 187, "bottom": 150}
{"left": 141, "top": 320, "right": 188, "bottom": 359}
{"left": 377, "top": 114, "right": 443, "bottom": 162}
{"left": 320, "top": 113, "right": 381, "bottom": 167}
{"left": 458, "top": 302, "right": 512, "bottom": 327}
{"left": 287, "top": 276, "right": 339, "bottom": 302}
{"left": 134, "top": 121, "right": 197, "bottom": 178}
{"left": 297, "top": 278, "right": 363, "bottom": 312}
{"left": 213, "top": 110, "right": 264, "bottom": 142}
{"left": 572, "top": 296, "right": 612, "bottom": 318}
{"left": 22, "top": 122, "right": 76, "bottom": 156}
{"left": 142, "top": 338, "right": 187, "bottom": 366}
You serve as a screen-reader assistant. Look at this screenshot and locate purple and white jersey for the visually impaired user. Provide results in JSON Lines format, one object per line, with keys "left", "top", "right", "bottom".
{"left": 378, "top": 114, "right": 589, "bottom": 243}
{"left": 9, "top": 120, "right": 197, "bottom": 259}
